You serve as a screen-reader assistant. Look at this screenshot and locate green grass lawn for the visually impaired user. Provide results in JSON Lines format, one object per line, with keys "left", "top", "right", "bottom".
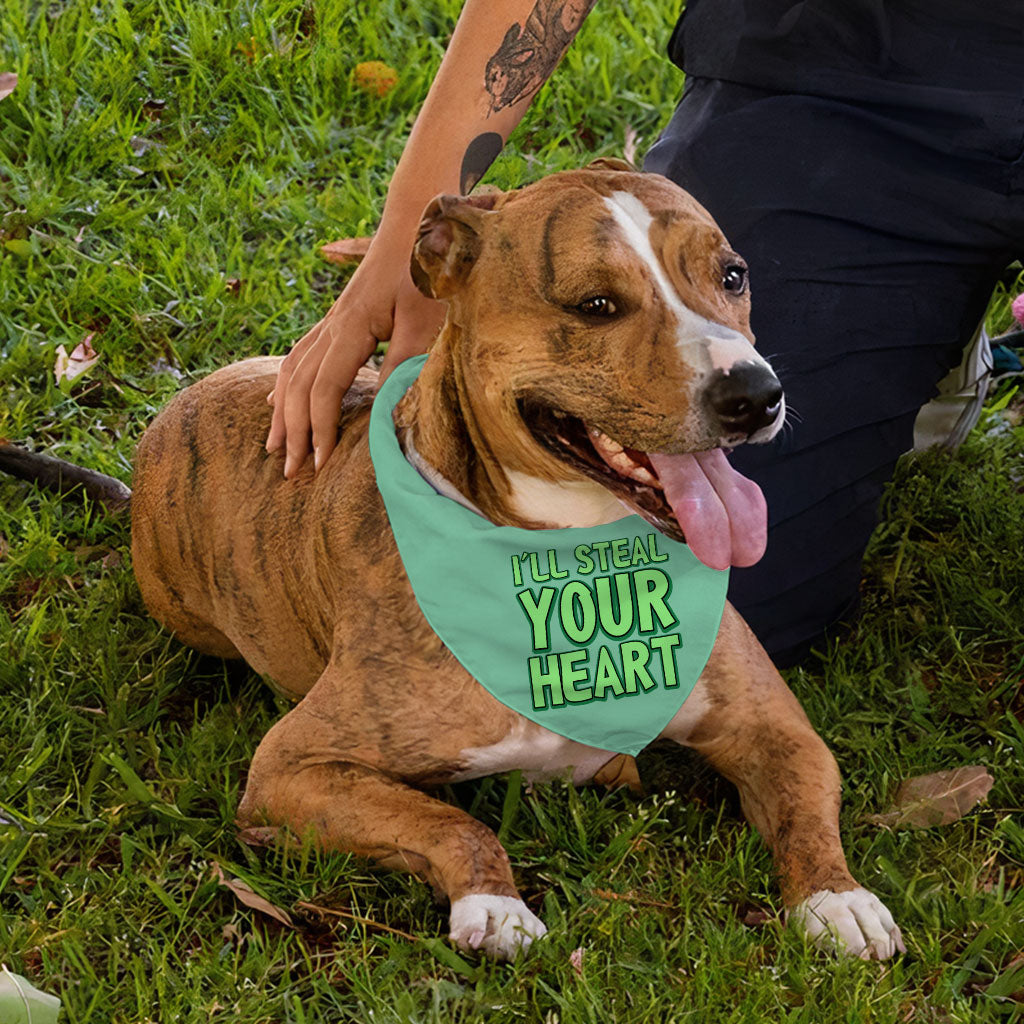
{"left": 1, "top": 1, "right": 1022, "bottom": 1021}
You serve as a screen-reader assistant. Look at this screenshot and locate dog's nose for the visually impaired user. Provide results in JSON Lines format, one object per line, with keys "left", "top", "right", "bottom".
{"left": 704, "top": 363, "right": 784, "bottom": 438}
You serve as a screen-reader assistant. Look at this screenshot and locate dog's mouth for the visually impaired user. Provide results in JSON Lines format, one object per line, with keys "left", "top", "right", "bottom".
{"left": 519, "top": 401, "right": 767, "bottom": 570}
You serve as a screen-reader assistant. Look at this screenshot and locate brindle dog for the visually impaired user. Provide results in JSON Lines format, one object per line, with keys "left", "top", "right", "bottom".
{"left": 128, "top": 165, "right": 903, "bottom": 960}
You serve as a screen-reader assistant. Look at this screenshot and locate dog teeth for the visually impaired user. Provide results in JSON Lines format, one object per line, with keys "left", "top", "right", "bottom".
{"left": 588, "top": 427, "right": 624, "bottom": 457}
{"left": 588, "top": 428, "right": 658, "bottom": 486}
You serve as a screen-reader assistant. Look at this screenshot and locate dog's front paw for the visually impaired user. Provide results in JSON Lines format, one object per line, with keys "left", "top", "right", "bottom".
{"left": 449, "top": 894, "right": 547, "bottom": 960}
{"left": 789, "top": 887, "right": 904, "bottom": 960}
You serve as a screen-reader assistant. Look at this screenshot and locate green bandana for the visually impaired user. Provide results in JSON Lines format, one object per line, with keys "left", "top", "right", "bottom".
{"left": 370, "top": 357, "right": 729, "bottom": 756}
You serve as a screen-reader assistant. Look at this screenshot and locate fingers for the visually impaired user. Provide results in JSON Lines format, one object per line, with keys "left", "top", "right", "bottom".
{"left": 267, "top": 260, "right": 443, "bottom": 477}
{"left": 280, "top": 326, "right": 376, "bottom": 478}
{"left": 266, "top": 324, "right": 320, "bottom": 455}
{"left": 309, "top": 327, "right": 379, "bottom": 471}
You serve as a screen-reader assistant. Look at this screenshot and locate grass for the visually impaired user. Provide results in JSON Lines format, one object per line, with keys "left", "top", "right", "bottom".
{"left": 0, "top": 0, "right": 1022, "bottom": 1021}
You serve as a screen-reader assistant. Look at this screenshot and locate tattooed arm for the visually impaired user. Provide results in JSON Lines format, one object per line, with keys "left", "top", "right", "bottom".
{"left": 267, "top": 0, "right": 596, "bottom": 477}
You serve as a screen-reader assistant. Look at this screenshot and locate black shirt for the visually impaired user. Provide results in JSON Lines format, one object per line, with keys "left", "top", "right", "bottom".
{"left": 669, "top": 1, "right": 1024, "bottom": 111}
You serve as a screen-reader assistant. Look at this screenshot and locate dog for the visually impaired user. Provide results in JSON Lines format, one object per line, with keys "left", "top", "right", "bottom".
{"left": 126, "top": 163, "right": 903, "bottom": 960}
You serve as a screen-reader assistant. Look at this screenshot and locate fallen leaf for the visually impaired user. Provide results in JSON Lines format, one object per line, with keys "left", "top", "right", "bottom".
{"left": 101, "top": 550, "right": 122, "bottom": 569}
{"left": 569, "top": 947, "right": 584, "bottom": 977}
{"left": 320, "top": 237, "right": 373, "bottom": 265}
{"left": 867, "top": 766, "right": 994, "bottom": 829}
{"left": 739, "top": 905, "right": 772, "bottom": 928}
{"left": 237, "top": 824, "right": 282, "bottom": 848}
{"left": 0, "top": 73, "right": 16, "bottom": 102}
{"left": 213, "top": 863, "right": 294, "bottom": 928}
{"left": 353, "top": 61, "right": 398, "bottom": 97}
{"left": 236, "top": 36, "right": 260, "bottom": 62}
{"left": 54, "top": 333, "right": 100, "bottom": 386}
{"left": 0, "top": 966, "right": 61, "bottom": 1024}
{"left": 0, "top": 534, "right": 7, "bottom": 560}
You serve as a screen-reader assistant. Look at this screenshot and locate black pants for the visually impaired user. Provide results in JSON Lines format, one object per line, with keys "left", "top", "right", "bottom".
{"left": 645, "top": 78, "right": 1024, "bottom": 662}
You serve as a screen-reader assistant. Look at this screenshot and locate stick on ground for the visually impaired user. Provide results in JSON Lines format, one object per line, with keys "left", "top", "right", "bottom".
{"left": 0, "top": 441, "right": 131, "bottom": 511}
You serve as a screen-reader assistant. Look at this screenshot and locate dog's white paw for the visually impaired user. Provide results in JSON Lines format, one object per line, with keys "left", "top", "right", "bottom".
{"left": 789, "top": 887, "right": 905, "bottom": 960}
{"left": 449, "top": 894, "right": 547, "bottom": 960}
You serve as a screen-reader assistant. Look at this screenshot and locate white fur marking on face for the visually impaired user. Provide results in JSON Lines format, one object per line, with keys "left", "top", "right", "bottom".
{"left": 505, "top": 470, "right": 633, "bottom": 528}
{"left": 603, "top": 191, "right": 770, "bottom": 377}
{"left": 789, "top": 888, "right": 905, "bottom": 960}
{"left": 449, "top": 894, "right": 547, "bottom": 960}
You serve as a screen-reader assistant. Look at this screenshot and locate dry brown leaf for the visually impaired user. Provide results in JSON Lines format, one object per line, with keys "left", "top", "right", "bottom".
{"left": 0, "top": 73, "right": 16, "bottom": 102}
{"left": 569, "top": 947, "right": 584, "bottom": 977}
{"left": 236, "top": 36, "right": 260, "bottom": 62}
{"left": 320, "top": 237, "right": 373, "bottom": 265}
{"left": 867, "top": 766, "right": 994, "bottom": 829}
{"left": 236, "top": 825, "right": 282, "bottom": 848}
{"left": 741, "top": 906, "right": 772, "bottom": 928}
{"left": 212, "top": 863, "right": 294, "bottom": 928}
{"left": 352, "top": 61, "right": 398, "bottom": 97}
{"left": 54, "top": 333, "right": 100, "bottom": 385}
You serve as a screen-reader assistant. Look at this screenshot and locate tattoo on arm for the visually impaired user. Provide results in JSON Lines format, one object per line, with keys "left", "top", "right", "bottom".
{"left": 484, "top": 0, "right": 596, "bottom": 114}
{"left": 460, "top": 132, "right": 504, "bottom": 193}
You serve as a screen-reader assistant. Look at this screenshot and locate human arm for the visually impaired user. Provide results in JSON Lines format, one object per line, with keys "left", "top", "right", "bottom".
{"left": 266, "top": 0, "right": 597, "bottom": 476}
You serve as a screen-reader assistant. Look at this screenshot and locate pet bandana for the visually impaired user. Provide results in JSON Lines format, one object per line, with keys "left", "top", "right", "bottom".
{"left": 370, "top": 356, "right": 730, "bottom": 756}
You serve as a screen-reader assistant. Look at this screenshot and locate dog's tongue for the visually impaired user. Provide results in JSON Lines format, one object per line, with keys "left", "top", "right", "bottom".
{"left": 648, "top": 450, "right": 767, "bottom": 570}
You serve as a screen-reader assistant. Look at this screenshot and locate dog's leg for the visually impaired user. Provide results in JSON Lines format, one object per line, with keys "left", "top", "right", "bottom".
{"left": 664, "top": 604, "right": 904, "bottom": 959}
{"left": 238, "top": 691, "right": 546, "bottom": 960}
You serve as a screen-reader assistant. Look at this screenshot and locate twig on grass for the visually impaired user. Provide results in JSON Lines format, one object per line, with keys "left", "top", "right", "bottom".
{"left": 294, "top": 900, "right": 420, "bottom": 942}
{"left": 0, "top": 441, "right": 131, "bottom": 510}
{"left": 588, "top": 888, "right": 677, "bottom": 911}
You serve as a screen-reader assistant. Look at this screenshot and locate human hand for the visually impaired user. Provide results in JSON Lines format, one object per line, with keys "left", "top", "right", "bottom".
{"left": 266, "top": 245, "right": 446, "bottom": 477}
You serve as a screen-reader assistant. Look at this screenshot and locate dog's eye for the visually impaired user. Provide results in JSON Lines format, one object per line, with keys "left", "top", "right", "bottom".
{"left": 575, "top": 296, "right": 617, "bottom": 317}
{"left": 722, "top": 264, "right": 748, "bottom": 295}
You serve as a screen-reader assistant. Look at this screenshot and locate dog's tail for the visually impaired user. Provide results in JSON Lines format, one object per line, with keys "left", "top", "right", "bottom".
{"left": 0, "top": 441, "right": 131, "bottom": 511}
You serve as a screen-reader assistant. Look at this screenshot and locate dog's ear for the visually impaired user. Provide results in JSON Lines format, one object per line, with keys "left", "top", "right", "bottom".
{"left": 585, "top": 157, "right": 635, "bottom": 173}
{"left": 411, "top": 193, "right": 501, "bottom": 299}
